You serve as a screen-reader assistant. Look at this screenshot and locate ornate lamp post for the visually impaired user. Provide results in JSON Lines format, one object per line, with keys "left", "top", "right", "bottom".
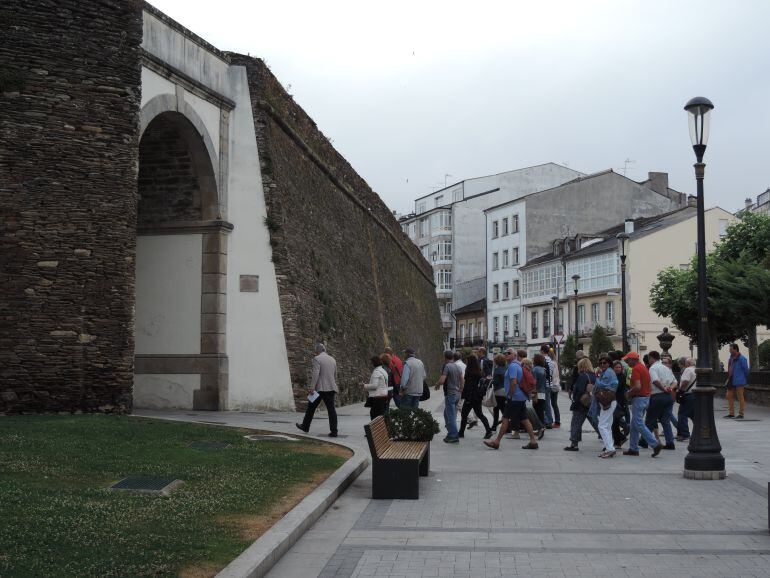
{"left": 572, "top": 274, "right": 580, "bottom": 350}
{"left": 616, "top": 232, "right": 630, "bottom": 353}
{"left": 683, "top": 96, "right": 725, "bottom": 480}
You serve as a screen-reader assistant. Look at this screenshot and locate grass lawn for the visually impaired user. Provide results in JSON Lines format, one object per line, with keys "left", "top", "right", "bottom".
{"left": 0, "top": 415, "right": 349, "bottom": 577}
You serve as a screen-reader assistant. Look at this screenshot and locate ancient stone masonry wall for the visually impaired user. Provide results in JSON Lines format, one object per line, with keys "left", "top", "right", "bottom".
{"left": 229, "top": 55, "right": 444, "bottom": 406}
{"left": 0, "top": 0, "right": 143, "bottom": 413}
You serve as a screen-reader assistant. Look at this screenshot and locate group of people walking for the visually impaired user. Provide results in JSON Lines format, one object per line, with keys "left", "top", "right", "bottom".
{"left": 295, "top": 339, "right": 750, "bottom": 450}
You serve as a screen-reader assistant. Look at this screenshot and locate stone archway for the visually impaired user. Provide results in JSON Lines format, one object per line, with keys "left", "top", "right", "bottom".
{"left": 133, "top": 109, "right": 230, "bottom": 411}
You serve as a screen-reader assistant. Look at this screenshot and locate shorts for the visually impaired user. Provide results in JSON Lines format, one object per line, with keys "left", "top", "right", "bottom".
{"left": 504, "top": 400, "right": 528, "bottom": 423}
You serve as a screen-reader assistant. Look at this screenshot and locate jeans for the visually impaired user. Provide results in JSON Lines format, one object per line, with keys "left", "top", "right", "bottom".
{"left": 587, "top": 397, "right": 600, "bottom": 433}
{"left": 598, "top": 400, "right": 617, "bottom": 452}
{"left": 629, "top": 396, "right": 658, "bottom": 451}
{"left": 551, "top": 390, "right": 561, "bottom": 424}
{"left": 444, "top": 392, "right": 460, "bottom": 439}
{"left": 301, "top": 391, "right": 337, "bottom": 433}
{"left": 400, "top": 394, "right": 420, "bottom": 409}
{"left": 544, "top": 394, "right": 554, "bottom": 426}
{"left": 646, "top": 393, "right": 675, "bottom": 446}
{"left": 677, "top": 394, "right": 695, "bottom": 438}
{"left": 569, "top": 405, "right": 589, "bottom": 443}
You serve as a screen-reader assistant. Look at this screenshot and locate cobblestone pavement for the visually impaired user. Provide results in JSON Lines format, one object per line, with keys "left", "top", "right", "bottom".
{"left": 136, "top": 393, "right": 770, "bottom": 577}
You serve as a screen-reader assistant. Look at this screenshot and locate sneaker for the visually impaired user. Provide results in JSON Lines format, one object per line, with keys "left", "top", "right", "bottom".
{"left": 652, "top": 444, "right": 663, "bottom": 458}
{"left": 564, "top": 445, "right": 579, "bottom": 451}
{"left": 663, "top": 443, "right": 676, "bottom": 450}
{"left": 329, "top": 432, "right": 338, "bottom": 438}
{"left": 600, "top": 450, "right": 616, "bottom": 458}
{"left": 522, "top": 442, "right": 539, "bottom": 450}
{"left": 735, "top": 414, "right": 744, "bottom": 419}
{"left": 723, "top": 414, "right": 735, "bottom": 419}
{"left": 545, "top": 425, "right": 553, "bottom": 430}
{"left": 553, "top": 423, "right": 561, "bottom": 429}
{"left": 537, "top": 429, "right": 546, "bottom": 440}
{"left": 295, "top": 423, "right": 309, "bottom": 433}
{"left": 467, "top": 421, "right": 478, "bottom": 429}
{"left": 443, "top": 436, "right": 459, "bottom": 444}
{"left": 675, "top": 436, "right": 689, "bottom": 442}
{"left": 622, "top": 449, "right": 640, "bottom": 456}
{"left": 483, "top": 430, "right": 494, "bottom": 440}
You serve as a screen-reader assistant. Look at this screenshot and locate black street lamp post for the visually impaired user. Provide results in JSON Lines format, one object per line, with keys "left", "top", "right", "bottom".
{"left": 682, "top": 96, "right": 725, "bottom": 480}
{"left": 572, "top": 274, "right": 580, "bottom": 350}
{"left": 616, "top": 232, "right": 630, "bottom": 353}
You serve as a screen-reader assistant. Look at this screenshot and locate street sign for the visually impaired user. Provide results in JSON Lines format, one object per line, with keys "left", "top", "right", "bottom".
{"left": 553, "top": 333, "right": 564, "bottom": 344}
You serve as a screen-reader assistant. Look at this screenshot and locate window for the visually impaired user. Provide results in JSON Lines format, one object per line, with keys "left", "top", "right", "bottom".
{"left": 606, "top": 301, "right": 615, "bottom": 329}
{"left": 493, "top": 283, "right": 499, "bottom": 302}
{"left": 493, "top": 317, "right": 499, "bottom": 342}
{"left": 409, "top": 223, "right": 416, "bottom": 238}
{"left": 436, "top": 270, "right": 452, "bottom": 291}
{"left": 417, "top": 201, "right": 426, "bottom": 214}
{"left": 445, "top": 302, "right": 453, "bottom": 314}
{"left": 543, "top": 308, "right": 551, "bottom": 338}
{"left": 591, "top": 302, "right": 599, "bottom": 324}
{"left": 513, "top": 314, "right": 520, "bottom": 334}
{"left": 453, "top": 189, "right": 462, "bottom": 202}
{"left": 502, "top": 250, "right": 509, "bottom": 268}
{"left": 469, "top": 322, "right": 475, "bottom": 339}
{"left": 431, "top": 241, "right": 452, "bottom": 262}
{"left": 492, "top": 220, "right": 499, "bottom": 238}
{"left": 719, "top": 218, "right": 728, "bottom": 238}
{"left": 502, "top": 282, "right": 509, "bottom": 300}
{"left": 502, "top": 217, "right": 509, "bottom": 236}
{"left": 420, "top": 244, "right": 429, "bottom": 260}
{"left": 512, "top": 247, "right": 519, "bottom": 265}
{"left": 512, "top": 279, "right": 520, "bottom": 298}
{"left": 503, "top": 315, "right": 509, "bottom": 339}
{"left": 435, "top": 195, "right": 444, "bottom": 208}
{"left": 578, "top": 304, "right": 585, "bottom": 326}
{"left": 479, "top": 320, "right": 484, "bottom": 338}
{"left": 522, "top": 262, "right": 562, "bottom": 300}
{"left": 419, "top": 218, "right": 428, "bottom": 237}
{"left": 512, "top": 214, "right": 519, "bottom": 233}
{"left": 492, "top": 252, "right": 499, "bottom": 270}
{"left": 430, "top": 210, "right": 451, "bottom": 232}
{"left": 460, "top": 323, "right": 465, "bottom": 339}
{"left": 566, "top": 253, "right": 620, "bottom": 294}
{"left": 554, "top": 308, "right": 563, "bottom": 333}
{"left": 531, "top": 311, "right": 539, "bottom": 339}
{"left": 402, "top": 224, "right": 408, "bottom": 234}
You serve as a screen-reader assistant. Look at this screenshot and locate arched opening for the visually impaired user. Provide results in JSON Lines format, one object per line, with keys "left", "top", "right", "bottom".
{"left": 133, "top": 110, "right": 226, "bottom": 410}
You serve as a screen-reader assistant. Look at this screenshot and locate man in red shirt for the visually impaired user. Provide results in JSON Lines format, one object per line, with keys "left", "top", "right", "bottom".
{"left": 622, "top": 352, "right": 662, "bottom": 457}
{"left": 384, "top": 347, "right": 403, "bottom": 406}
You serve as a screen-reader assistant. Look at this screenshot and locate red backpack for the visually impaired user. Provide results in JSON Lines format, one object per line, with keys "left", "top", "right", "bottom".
{"left": 520, "top": 366, "right": 536, "bottom": 395}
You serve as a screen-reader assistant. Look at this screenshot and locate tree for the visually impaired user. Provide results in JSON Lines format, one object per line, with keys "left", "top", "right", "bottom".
{"left": 759, "top": 339, "right": 770, "bottom": 370}
{"left": 715, "top": 211, "right": 770, "bottom": 365}
{"left": 560, "top": 334, "right": 577, "bottom": 385}
{"left": 588, "top": 325, "right": 614, "bottom": 366}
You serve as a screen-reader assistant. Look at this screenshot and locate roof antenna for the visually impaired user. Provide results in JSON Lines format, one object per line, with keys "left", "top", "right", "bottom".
{"left": 618, "top": 158, "right": 636, "bottom": 177}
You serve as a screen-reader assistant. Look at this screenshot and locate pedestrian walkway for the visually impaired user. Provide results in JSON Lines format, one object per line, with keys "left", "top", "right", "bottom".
{"left": 137, "top": 393, "right": 770, "bottom": 577}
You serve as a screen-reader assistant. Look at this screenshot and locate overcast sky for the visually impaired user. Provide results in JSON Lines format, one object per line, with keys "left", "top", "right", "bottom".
{"left": 152, "top": 0, "right": 770, "bottom": 215}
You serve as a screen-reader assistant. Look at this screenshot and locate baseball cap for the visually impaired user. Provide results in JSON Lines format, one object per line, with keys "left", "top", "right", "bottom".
{"left": 622, "top": 351, "right": 640, "bottom": 361}
{"left": 404, "top": 347, "right": 415, "bottom": 356}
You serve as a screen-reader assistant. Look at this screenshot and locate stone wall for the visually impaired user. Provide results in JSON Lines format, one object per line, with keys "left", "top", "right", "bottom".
{"left": 230, "top": 55, "right": 444, "bottom": 406}
{"left": 713, "top": 372, "right": 770, "bottom": 408}
{"left": 0, "top": 0, "right": 143, "bottom": 413}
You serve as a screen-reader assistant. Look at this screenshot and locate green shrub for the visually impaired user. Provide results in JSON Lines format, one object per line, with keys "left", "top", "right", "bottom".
{"left": 759, "top": 339, "right": 770, "bottom": 369}
{"left": 384, "top": 407, "right": 440, "bottom": 441}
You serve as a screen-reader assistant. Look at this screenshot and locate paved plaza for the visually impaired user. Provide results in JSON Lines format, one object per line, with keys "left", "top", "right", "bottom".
{"left": 137, "top": 393, "right": 770, "bottom": 577}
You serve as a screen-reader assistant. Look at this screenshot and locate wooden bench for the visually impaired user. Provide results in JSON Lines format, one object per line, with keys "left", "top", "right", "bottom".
{"left": 363, "top": 415, "right": 430, "bottom": 499}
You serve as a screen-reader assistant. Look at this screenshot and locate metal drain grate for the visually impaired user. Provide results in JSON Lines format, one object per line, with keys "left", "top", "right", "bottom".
{"left": 244, "top": 434, "right": 299, "bottom": 442}
{"left": 110, "top": 476, "right": 183, "bottom": 496}
{"left": 188, "top": 441, "right": 231, "bottom": 450}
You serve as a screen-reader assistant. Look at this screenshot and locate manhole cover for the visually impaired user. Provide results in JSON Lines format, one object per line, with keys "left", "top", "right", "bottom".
{"left": 110, "top": 476, "right": 183, "bottom": 496}
{"left": 244, "top": 434, "right": 299, "bottom": 442}
{"left": 188, "top": 441, "right": 231, "bottom": 450}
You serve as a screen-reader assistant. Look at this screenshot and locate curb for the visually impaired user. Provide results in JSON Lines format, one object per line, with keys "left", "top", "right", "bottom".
{"left": 216, "top": 436, "right": 369, "bottom": 578}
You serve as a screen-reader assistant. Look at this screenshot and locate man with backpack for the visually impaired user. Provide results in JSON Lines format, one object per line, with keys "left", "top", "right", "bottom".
{"left": 483, "top": 349, "right": 539, "bottom": 450}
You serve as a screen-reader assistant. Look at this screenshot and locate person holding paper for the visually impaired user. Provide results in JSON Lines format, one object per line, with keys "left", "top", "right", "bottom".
{"left": 296, "top": 343, "right": 339, "bottom": 437}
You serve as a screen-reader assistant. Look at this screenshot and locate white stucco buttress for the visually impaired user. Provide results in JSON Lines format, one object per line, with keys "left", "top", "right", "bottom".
{"left": 224, "top": 65, "right": 294, "bottom": 411}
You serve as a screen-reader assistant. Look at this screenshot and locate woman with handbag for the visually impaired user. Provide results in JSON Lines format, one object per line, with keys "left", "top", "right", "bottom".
{"left": 364, "top": 355, "right": 390, "bottom": 419}
{"left": 594, "top": 355, "right": 619, "bottom": 458}
{"left": 565, "top": 357, "right": 595, "bottom": 451}
{"left": 459, "top": 355, "right": 494, "bottom": 439}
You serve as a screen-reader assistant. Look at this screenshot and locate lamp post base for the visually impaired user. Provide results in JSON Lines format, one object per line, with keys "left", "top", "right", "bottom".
{"left": 683, "top": 381, "right": 725, "bottom": 480}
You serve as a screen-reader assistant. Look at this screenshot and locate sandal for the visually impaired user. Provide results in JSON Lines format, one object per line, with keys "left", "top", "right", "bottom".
{"left": 521, "top": 442, "right": 539, "bottom": 450}
{"left": 537, "top": 428, "right": 545, "bottom": 440}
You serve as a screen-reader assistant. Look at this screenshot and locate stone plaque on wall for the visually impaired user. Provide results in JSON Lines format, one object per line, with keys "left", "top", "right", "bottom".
{"left": 240, "top": 275, "right": 259, "bottom": 292}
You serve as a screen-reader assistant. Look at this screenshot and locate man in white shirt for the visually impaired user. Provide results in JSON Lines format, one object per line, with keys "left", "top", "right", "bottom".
{"left": 644, "top": 351, "right": 676, "bottom": 449}
{"left": 676, "top": 357, "right": 697, "bottom": 441}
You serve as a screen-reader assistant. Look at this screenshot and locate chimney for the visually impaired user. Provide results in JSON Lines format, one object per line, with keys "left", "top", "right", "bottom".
{"left": 624, "top": 219, "right": 634, "bottom": 234}
{"left": 647, "top": 172, "right": 669, "bottom": 195}
{"left": 745, "top": 198, "right": 754, "bottom": 210}
{"left": 687, "top": 195, "right": 697, "bottom": 207}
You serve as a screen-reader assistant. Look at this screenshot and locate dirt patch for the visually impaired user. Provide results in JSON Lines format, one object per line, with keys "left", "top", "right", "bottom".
{"left": 179, "top": 562, "right": 221, "bottom": 578}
